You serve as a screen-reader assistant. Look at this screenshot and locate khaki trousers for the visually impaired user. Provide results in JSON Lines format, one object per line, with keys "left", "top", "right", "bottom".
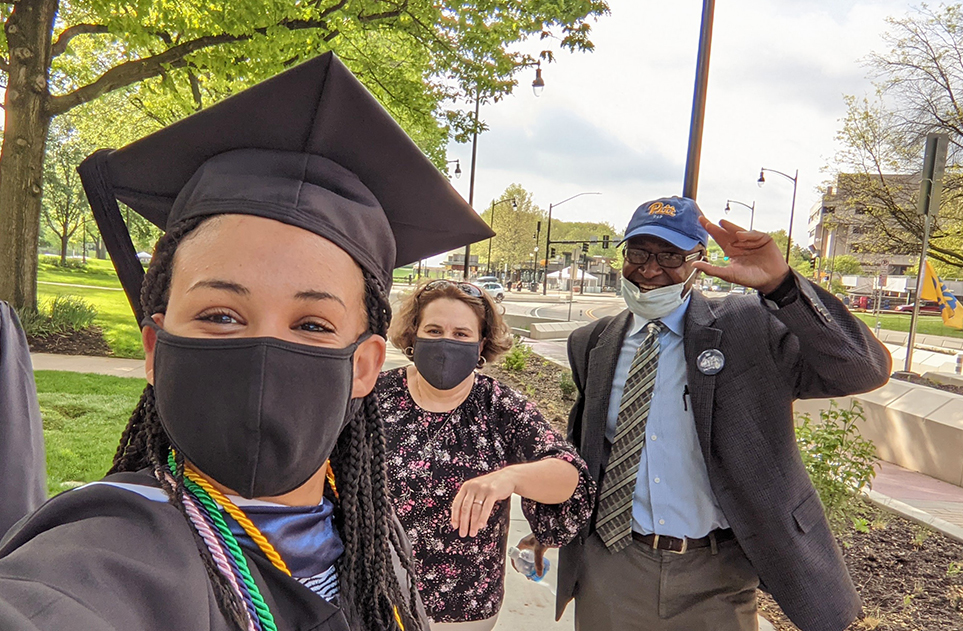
{"left": 574, "top": 532, "right": 759, "bottom": 631}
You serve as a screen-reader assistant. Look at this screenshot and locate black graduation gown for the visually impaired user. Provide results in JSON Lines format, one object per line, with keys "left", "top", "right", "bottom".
{"left": 0, "top": 470, "right": 423, "bottom": 631}
{"left": 0, "top": 301, "right": 46, "bottom": 537}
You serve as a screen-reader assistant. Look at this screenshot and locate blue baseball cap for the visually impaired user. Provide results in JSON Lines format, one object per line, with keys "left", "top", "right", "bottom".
{"left": 621, "top": 196, "right": 708, "bottom": 251}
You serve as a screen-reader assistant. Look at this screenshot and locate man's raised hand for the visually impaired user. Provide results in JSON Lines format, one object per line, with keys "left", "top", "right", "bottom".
{"left": 692, "top": 217, "right": 791, "bottom": 294}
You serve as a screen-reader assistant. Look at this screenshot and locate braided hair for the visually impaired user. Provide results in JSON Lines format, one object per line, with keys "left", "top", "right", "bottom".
{"left": 109, "top": 217, "right": 422, "bottom": 631}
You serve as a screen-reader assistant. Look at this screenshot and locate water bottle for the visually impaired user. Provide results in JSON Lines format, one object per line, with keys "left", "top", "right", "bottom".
{"left": 508, "top": 546, "right": 550, "bottom": 582}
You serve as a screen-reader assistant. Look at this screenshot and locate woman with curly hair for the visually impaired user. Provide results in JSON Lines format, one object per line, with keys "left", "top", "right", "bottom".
{"left": 378, "top": 280, "right": 595, "bottom": 630}
{"left": 0, "top": 54, "right": 493, "bottom": 631}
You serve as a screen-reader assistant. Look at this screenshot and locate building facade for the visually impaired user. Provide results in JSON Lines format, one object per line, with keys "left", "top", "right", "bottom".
{"left": 807, "top": 174, "right": 917, "bottom": 276}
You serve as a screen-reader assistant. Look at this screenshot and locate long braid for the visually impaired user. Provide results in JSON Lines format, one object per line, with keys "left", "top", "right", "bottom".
{"left": 109, "top": 217, "right": 249, "bottom": 630}
{"left": 366, "top": 281, "right": 423, "bottom": 627}
{"left": 108, "top": 219, "right": 421, "bottom": 631}
{"left": 331, "top": 273, "right": 423, "bottom": 631}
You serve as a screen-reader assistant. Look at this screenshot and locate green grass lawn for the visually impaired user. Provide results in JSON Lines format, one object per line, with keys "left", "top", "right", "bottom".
{"left": 37, "top": 258, "right": 126, "bottom": 289}
{"left": 853, "top": 312, "right": 963, "bottom": 339}
{"left": 36, "top": 260, "right": 144, "bottom": 358}
{"left": 34, "top": 370, "right": 145, "bottom": 496}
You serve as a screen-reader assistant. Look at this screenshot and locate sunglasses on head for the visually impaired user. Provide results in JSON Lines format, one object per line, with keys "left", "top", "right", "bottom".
{"left": 422, "top": 279, "right": 485, "bottom": 299}
{"left": 623, "top": 248, "right": 704, "bottom": 269}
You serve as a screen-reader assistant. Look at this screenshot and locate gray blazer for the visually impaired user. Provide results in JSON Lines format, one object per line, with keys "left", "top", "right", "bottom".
{"left": 0, "top": 301, "right": 46, "bottom": 537}
{"left": 557, "top": 274, "right": 891, "bottom": 631}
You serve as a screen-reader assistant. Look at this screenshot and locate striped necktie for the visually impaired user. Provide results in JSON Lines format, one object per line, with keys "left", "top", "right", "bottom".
{"left": 595, "top": 321, "right": 665, "bottom": 552}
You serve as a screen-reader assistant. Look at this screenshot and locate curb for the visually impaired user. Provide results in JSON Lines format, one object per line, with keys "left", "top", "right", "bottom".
{"left": 524, "top": 342, "right": 569, "bottom": 369}
{"left": 864, "top": 489, "right": 963, "bottom": 545}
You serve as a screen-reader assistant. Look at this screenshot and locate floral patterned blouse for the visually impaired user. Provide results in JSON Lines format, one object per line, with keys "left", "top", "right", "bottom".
{"left": 378, "top": 367, "right": 594, "bottom": 623}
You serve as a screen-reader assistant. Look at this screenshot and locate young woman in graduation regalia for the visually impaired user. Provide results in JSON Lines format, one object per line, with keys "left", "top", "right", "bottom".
{"left": 0, "top": 53, "right": 494, "bottom": 631}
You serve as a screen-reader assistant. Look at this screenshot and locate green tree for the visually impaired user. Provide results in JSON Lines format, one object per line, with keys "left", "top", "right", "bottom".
{"left": 831, "top": 255, "right": 863, "bottom": 276}
{"left": 829, "top": 5, "right": 963, "bottom": 274}
{"left": 768, "top": 229, "right": 814, "bottom": 277}
{"left": 478, "top": 184, "right": 544, "bottom": 274}
{"left": 549, "top": 219, "right": 620, "bottom": 259}
{"left": 0, "top": 0, "right": 610, "bottom": 311}
{"left": 41, "top": 118, "right": 89, "bottom": 264}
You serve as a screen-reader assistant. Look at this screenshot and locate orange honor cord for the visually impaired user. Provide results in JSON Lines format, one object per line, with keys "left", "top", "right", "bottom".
{"left": 183, "top": 465, "right": 292, "bottom": 577}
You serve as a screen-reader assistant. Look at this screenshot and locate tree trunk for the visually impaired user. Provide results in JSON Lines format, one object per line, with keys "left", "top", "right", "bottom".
{"left": 0, "top": 0, "right": 57, "bottom": 310}
{"left": 59, "top": 232, "right": 67, "bottom": 265}
{"left": 96, "top": 238, "right": 105, "bottom": 260}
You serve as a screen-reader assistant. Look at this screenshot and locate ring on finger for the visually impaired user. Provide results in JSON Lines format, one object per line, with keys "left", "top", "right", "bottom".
{"left": 473, "top": 499, "right": 484, "bottom": 506}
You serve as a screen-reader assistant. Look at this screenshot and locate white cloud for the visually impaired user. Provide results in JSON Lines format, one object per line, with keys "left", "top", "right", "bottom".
{"left": 442, "top": 0, "right": 919, "bottom": 264}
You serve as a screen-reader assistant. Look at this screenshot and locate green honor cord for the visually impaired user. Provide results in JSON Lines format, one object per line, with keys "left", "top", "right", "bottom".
{"left": 168, "top": 451, "right": 278, "bottom": 631}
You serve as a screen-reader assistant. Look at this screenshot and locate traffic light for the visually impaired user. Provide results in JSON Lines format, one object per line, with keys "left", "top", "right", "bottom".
{"left": 550, "top": 247, "right": 556, "bottom": 258}
{"left": 602, "top": 235, "right": 610, "bottom": 249}
{"left": 809, "top": 259, "right": 816, "bottom": 270}
{"left": 581, "top": 242, "right": 589, "bottom": 253}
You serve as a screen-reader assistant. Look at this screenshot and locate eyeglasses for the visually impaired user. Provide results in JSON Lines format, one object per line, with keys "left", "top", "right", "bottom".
{"left": 623, "top": 248, "right": 704, "bottom": 269}
{"left": 422, "top": 279, "right": 485, "bottom": 298}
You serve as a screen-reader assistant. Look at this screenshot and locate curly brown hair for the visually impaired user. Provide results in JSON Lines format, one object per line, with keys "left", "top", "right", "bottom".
{"left": 389, "top": 280, "right": 513, "bottom": 363}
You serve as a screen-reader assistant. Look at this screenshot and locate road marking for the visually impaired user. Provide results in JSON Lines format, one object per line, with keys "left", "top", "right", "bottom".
{"left": 585, "top": 307, "right": 598, "bottom": 320}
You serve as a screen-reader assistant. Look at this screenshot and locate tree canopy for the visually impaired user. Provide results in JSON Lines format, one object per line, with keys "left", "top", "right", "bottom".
{"left": 0, "top": 0, "right": 610, "bottom": 309}
{"left": 829, "top": 4, "right": 963, "bottom": 272}
{"left": 476, "top": 183, "right": 619, "bottom": 274}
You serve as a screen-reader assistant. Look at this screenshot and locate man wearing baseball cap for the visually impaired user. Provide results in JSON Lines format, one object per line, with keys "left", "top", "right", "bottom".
{"left": 520, "top": 196, "right": 890, "bottom": 630}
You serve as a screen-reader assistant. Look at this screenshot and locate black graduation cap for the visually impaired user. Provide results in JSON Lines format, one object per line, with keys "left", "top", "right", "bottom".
{"left": 79, "top": 52, "right": 493, "bottom": 322}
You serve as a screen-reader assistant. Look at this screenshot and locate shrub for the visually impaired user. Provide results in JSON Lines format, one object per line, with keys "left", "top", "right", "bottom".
{"left": 39, "top": 255, "right": 88, "bottom": 270}
{"left": 17, "top": 307, "right": 54, "bottom": 338}
{"left": 16, "top": 295, "right": 98, "bottom": 337}
{"left": 48, "top": 295, "right": 98, "bottom": 331}
{"left": 502, "top": 336, "right": 533, "bottom": 372}
{"left": 795, "top": 400, "right": 878, "bottom": 531}
{"left": 559, "top": 371, "right": 577, "bottom": 398}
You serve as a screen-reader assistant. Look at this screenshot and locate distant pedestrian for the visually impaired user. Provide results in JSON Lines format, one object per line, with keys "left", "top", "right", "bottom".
{"left": 379, "top": 279, "right": 594, "bottom": 630}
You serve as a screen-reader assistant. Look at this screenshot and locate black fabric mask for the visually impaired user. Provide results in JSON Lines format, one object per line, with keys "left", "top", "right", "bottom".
{"left": 412, "top": 337, "right": 481, "bottom": 391}
{"left": 148, "top": 323, "right": 365, "bottom": 498}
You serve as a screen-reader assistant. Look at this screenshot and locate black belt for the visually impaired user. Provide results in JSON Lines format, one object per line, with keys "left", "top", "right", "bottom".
{"left": 631, "top": 528, "right": 735, "bottom": 554}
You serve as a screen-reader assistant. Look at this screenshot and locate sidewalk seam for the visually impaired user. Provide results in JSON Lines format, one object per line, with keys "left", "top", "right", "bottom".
{"left": 864, "top": 489, "right": 963, "bottom": 545}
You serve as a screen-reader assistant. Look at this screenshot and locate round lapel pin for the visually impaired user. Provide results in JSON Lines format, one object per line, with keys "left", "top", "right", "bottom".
{"left": 697, "top": 349, "right": 725, "bottom": 375}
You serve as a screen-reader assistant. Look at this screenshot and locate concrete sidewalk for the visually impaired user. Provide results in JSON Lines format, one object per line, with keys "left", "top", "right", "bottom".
{"left": 870, "top": 461, "right": 963, "bottom": 541}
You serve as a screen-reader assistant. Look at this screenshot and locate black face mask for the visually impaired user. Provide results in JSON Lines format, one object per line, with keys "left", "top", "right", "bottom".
{"left": 148, "top": 322, "right": 365, "bottom": 498}
{"left": 412, "top": 337, "right": 481, "bottom": 391}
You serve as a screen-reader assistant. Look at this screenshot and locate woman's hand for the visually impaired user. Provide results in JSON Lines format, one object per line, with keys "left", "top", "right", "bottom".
{"left": 691, "top": 217, "right": 791, "bottom": 295}
{"left": 451, "top": 467, "right": 518, "bottom": 538}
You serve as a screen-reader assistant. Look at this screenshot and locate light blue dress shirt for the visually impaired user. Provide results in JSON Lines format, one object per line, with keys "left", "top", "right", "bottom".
{"left": 604, "top": 298, "right": 729, "bottom": 539}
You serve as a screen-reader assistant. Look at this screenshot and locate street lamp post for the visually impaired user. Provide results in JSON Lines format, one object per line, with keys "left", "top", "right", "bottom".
{"left": 758, "top": 167, "right": 798, "bottom": 262}
{"left": 462, "top": 64, "right": 545, "bottom": 280}
{"left": 533, "top": 221, "right": 541, "bottom": 285}
{"left": 485, "top": 196, "right": 517, "bottom": 275}
{"left": 724, "top": 199, "right": 755, "bottom": 231}
{"left": 462, "top": 92, "right": 482, "bottom": 279}
{"left": 446, "top": 160, "right": 462, "bottom": 179}
{"left": 542, "top": 192, "right": 601, "bottom": 294}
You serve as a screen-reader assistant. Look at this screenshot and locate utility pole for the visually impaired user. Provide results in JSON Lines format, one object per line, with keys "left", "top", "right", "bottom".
{"left": 905, "top": 132, "right": 948, "bottom": 373}
{"left": 682, "top": 0, "right": 715, "bottom": 199}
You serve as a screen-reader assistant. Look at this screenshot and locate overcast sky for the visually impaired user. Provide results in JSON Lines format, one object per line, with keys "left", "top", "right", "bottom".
{"left": 441, "top": 0, "right": 919, "bottom": 262}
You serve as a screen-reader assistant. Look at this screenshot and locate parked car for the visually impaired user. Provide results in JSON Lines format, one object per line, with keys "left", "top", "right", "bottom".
{"left": 728, "top": 286, "right": 747, "bottom": 295}
{"left": 480, "top": 282, "right": 505, "bottom": 303}
{"left": 896, "top": 300, "right": 942, "bottom": 314}
{"left": 475, "top": 275, "right": 500, "bottom": 284}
